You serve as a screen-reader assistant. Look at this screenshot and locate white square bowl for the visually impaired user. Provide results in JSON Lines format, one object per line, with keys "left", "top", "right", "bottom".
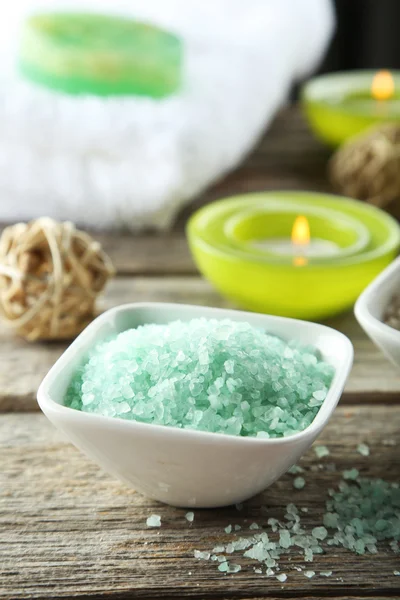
{"left": 37, "top": 303, "right": 353, "bottom": 508}
{"left": 355, "top": 256, "right": 400, "bottom": 369}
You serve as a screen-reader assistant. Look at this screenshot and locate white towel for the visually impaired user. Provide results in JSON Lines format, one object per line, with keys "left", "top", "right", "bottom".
{"left": 0, "top": 0, "right": 334, "bottom": 229}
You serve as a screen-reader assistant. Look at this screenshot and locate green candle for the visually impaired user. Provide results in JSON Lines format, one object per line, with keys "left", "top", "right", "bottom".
{"left": 18, "top": 12, "right": 183, "bottom": 98}
{"left": 301, "top": 70, "right": 400, "bottom": 147}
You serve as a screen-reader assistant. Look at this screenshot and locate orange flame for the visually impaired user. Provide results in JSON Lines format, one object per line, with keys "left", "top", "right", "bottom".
{"left": 292, "top": 215, "right": 310, "bottom": 267}
{"left": 291, "top": 215, "right": 310, "bottom": 246}
{"left": 371, "top": 70, "right": 395, "bottom": 101}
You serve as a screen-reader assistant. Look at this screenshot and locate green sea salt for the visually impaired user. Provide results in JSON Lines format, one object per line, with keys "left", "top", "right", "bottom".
{"left": 64, "top": 318, "right": 335, "bottom": 438}
{"left": 294, "top": 477, "right": 306, "bottom": 490}
{"left": 225, "top": 525, "right": 232, "bottom": 534}
{"left": 194, "top": 550, "right": 210, "bottom": 560}
{"left": 343, "top": 468, "right": 360, "bottom": 480}
{"left": 304, "top": 570, "right": 315, "bottom": 578}
{"left": 288, "top": 465, "right": 304, "bottom": 474}
{"left": 314, "top": 445, "right": 330, "bottom": 458}
{"left": 185, "top": 511, "right": 194, "bottom": 523}
{"left": 312, "top": 527, "right": 328, "bottom": 541}
{"left": 357, "top": 443, "right": 370, "bottom": 456}
{"left": 146, "top": 514, "right": 161, "bottom": 527}
{"left": 228, "top": 563, "right": 242, "bottom": 573}
{"left": 218, "top": 561, "right": 229, "bottom": 572}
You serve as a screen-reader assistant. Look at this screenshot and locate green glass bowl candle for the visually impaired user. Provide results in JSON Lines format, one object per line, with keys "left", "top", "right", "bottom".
{"left": 301, "top": 70, "right": 400, "bottom": 147}
{"left": 18, "top": 12, "right": 182, "bottom": 98}
{"left": 186, "top": 192, "right": 400, "bottom": 321}
{"left": 223, "top": 206, "right": 370, "bottom": 261}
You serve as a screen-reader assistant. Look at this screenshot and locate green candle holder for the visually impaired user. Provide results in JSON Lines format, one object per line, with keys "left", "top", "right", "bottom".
{"left": 301, "top": 71, "right": 400, "bottom": 147}
{"left": 223, "top": 206, "right": 370, "bottom": 260}
{"left": 186, "top": 192, "right": 400, "bottom": 321}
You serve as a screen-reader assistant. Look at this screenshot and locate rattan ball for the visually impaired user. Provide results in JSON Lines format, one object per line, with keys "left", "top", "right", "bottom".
{"left": 330, "top": 123, "right": 400, "bottom": 208}
{"left": 0, "top": 217, "right": 115, "bottom": 341}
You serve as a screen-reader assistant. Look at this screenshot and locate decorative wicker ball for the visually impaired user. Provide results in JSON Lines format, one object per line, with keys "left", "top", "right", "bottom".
{"left": 0, "top": 218, "right": 115, "bottom": 341}
{"left": 329, "top": 123, "right": 400, "bottom": 208}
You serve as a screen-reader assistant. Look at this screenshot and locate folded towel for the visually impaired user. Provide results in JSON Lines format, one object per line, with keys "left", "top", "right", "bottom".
{"left": 0, "top": 0, "right": 334, "bottom": 229}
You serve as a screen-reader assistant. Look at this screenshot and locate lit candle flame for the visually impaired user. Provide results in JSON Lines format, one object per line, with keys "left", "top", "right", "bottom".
{"left": 371, "top": 70, "right": 395, "bottom": 101}
{"left": 291, "top": 215, "right": 310, "bottom": 267}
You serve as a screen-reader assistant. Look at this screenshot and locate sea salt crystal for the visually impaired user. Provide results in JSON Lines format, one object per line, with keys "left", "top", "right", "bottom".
{"left": 294, "top": 477, "right": 306, "bottom": 490}
{"left": 312, "top": 527, "right": 328, "bottom": 541}
{"left": 194, "top": 550, "right": 211, "bottom": 560}
{"left": 357, "top": 443, "right": 370, "bottom": 456}
{"left": 343, "top": 468, "right": 359, "bottom": 480}
{"left": 249, "top": 523, "right": 260, "bottom": 530}
{"left": 314, "top": 445, "right": 330, "bottom": 458}
{"left": 394, "top": 571, "right": 400, "bottom": 576}
{"left": 304, "top": 570, "right": 315, "bottom": 578}
{"left": 320, "top": 571, "right": 332, "bottom": 577}
{"left": 279, "top": 530, "right": 291, "bottom": 549}
{"left": 218, "top": 561, "right": 229, "bottom": 572}
{"left": 228, "top": 563, "right": 242, "bottom": 573}
{"left": 185, "top": 512, "right": 194, "bottom": 523}
{"left": 288, "top": 465, "right": 304, "bottom": 474}
{"left": 276, "top": 573, "right": 287, "bottom": 582}
{"left": 225, "top": 525, "right": 232, "bottom": 534}
{"left": 146, "top": 514, "right": 161, "bottom": 528}
{"left": 305, "top": 549, "right": 313, "bottom": 562}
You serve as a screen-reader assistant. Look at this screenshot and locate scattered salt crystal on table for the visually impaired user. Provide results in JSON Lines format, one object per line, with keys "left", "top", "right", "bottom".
{"left": 225, "top": 525, "right": 232, "bottom": 534}
{"left": 320, "top": 571, "right": 332, "bottom": 577}
{"left": 249, "top": 523, "right": 260, "bottom": 530}
{"left": 343, "top": 468, "right": 359, "bottom": 480}
{"left": 304, "top": 570, "right": 315, "bottom": 578}
{"left": 228, "top": 564, "right": 241, "bottom": 573}
{"left": 194, "top": 550, "right": 211, "bottom": 560}
{"left": 146, "top": 514, "right": 161, "bottom": 527}
{"left": 357, "top": 443, "right": 370, "bottom": 456}
{"left": 276, "top": 573, "right": 287, "bottom": 582}
{"left": 312, "top": 527, "right": 328, "bottom": 541}
{"left": 185, "top": 511, "right": 194, "bottom": 523}
{"left": 218, "top": 561, "right": 229, "bottom": 572}
{"left": 394, "top": 571, "right": 400, "bottom": 576}
{"left": 314, "top": 445, "right": 330, "bottom": 458}
{"left": 288, "top": 464, "right": 304, "bottom": 474}
{"left": 294, "top": 476, "right": 306, "bottom": 489}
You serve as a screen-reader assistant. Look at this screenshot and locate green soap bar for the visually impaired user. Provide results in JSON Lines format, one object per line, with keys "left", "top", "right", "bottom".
{"left": 18, "top": 12, "right": 182, "bottom": 97}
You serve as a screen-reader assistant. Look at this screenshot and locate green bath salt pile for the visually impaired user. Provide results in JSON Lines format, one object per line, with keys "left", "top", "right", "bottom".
{"left": 65, "top": 318, "right": 335, "bottom": 437}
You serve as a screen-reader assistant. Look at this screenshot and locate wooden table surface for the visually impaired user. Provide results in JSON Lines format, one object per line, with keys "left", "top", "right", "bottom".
{"left": 1, "top": 107, "right": 399, "bottom": 600}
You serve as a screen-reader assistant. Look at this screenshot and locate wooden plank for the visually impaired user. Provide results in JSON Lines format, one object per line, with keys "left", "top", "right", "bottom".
{"left": 97, "top": 232, "right": 196, "bottom": 276}
{"left": 0, "top": 405, "right": 399, "bottom": 599}
{"left": 1, "top": 276, "right": 400, "bottom": 412}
